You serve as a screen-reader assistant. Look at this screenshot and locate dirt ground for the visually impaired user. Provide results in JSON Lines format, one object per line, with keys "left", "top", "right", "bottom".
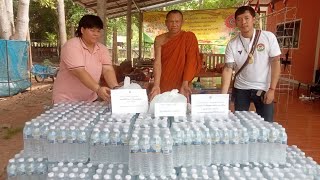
{"left": 0, "top": 79, "right": 53, "bottom": 180}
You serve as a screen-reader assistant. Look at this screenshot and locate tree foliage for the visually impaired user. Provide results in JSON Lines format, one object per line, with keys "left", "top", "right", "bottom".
{"left": 28, "top": 0, "right": 87, "bottom": 42}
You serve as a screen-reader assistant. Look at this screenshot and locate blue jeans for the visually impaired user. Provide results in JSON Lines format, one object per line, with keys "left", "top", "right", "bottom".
{"left": 234, "top": 88, "right": 274, "bottom": 122}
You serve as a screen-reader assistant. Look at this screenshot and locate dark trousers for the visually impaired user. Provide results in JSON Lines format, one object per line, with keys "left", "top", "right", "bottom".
{"left": 234, "top": 88, "right": 274, "bottom": 122}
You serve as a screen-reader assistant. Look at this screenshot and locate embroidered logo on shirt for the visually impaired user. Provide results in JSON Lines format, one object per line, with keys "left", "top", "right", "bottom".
{"left": 238, "top": 50, "right": 242, "bottom": 54}
{"left": 257, "top": 43, "right": 265, "bottom": 52}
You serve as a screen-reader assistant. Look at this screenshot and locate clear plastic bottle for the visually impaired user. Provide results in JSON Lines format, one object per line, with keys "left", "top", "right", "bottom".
{"left": 32, "top": 122, "right": 41, "bottom": 158}
{"left": 7, "top": 159, "right": 17, "bottom": 180}
{"left": 128, "top": 134, "right": 140, "bottom": 175}
{"left": 111, "top": 128, "right": 121, "bottom": 163}
{"left": 39, "top": 122, "right": 50, "bottom": 157}
{"left": 193, "top": 128, "right": 203, "bottom": 165}
{"left": 150, "top": 133, "right": 162, "bottom": 176}
{"left": 77, "top": 126, "right": 89, "bottom": 162}
{"left": 203, "top": 127, "right": 212, "bottom": 166}
{"left": 101, "top": 127, "right": 114, "bottom": 162}
{"left": 140, "top": 134, "right": 151, "bottom": 175}
{"left": 23, "top": 122, "right": 33, "bottom": 156}
{"left": 47, "top": 125, "right": 57, "bottom": 161}
{"left": 162, "top": 134, "right": 173, "bottom": 176}
{"left": 57, "top": 125, "right": 67, "bottom": 161}
{"left": 89, "top": 128, "right": 100, "bottom": 162}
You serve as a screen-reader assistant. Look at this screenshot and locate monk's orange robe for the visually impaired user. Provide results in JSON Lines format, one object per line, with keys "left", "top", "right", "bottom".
{"left": 160, "top": 31, "right": 201, "bottom": 93}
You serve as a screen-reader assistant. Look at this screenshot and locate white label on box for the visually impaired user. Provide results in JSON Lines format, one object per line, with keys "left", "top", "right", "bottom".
{"left": 191, "top": 94, "right": 229, "bottom": 116}
{"left": 154, "top": 103, "right": 187, "bottom": 117}
{"left": 111, "top": 89, "right": 148, "bottom": 113}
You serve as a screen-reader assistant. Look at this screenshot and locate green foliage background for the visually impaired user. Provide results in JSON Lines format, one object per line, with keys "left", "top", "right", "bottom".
{"left": 25, "top": 0, "right": 245, "bottom": 54}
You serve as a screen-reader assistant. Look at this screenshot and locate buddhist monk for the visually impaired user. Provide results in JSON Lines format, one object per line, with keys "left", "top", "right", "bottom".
{"left": 149, "top": 10, "right": 202, "bottom": 102}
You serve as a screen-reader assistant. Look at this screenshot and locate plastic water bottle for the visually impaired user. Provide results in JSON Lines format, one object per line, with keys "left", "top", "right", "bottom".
{"left": 129, "top": 134, "right": 140, "bottom": 175}
{"left": 47, "top": 125, "right": 57, "bottom": 161}
{"left": 162, "top": 134, "right": 173, "bottom": 176}
{"left": 268, "top": 127, "right": 279, "bottom": 162}
{"left": 193, "top": 128, "right": 203, "bottom": 165}
{"left": 150, "top": 133, "right": 162, "bottom": 176}
{"left": 32, "top": 122, "right": 41, "bottom": 158}
{"left": 25, "top": 158, "right": 36, "bottom": 179}
{"left": 249, "top": 126, "right": 259, "bottom": 162}
{"left": 7, "top": 159, "right": 17, "bottom": 180}
{"left": 39, "top": 122, "right": 50, "bottom": 157}
{"left": 67, "top": 126, "right": 77, "bottom": 162}
{"left": 57, "top": 125, "right": 67, "bottom": 161}
{"left": 241, "top": 128, "right": 249, "bottom": 163}
{"left": 211, "top": 127, "right": 221, "bottom": 164}
{"left": 221, "top": 128, "right": 230, "bottom": 163}
{"left": 184, "top": 126, "right": 193, "bottom": 166}
{"left": 140, "top": 134, "right": 151, "bottom": 175}
{"left": 89, "top": 128, "right": 100, "bottom": 163}
{"left": 100, "top": 128, "right": 111, "bottom": 162}
{"left": 121, "top": 127, "right": 130, "bottom": 163}
{"left": 279, "top": 127, "right": 288, "bottom": 163}
{"left": 258, "top": 127, "right": 269, "bottom": 163}
{"left": 203, "top": 127, "right": 211, "bottom": 166}
{"left": 111, "top": 128, "right": 121, "bottom": 163}
{"left": 23, "top": 122, "right": 33, "bottom": 156}
{"left": 77, "top": 126, "right": 89, "bottom": 162}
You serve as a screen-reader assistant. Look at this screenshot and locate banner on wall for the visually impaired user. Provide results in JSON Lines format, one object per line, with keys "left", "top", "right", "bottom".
{"left": 143, "top": 8, "right": 237, "bottom": 46}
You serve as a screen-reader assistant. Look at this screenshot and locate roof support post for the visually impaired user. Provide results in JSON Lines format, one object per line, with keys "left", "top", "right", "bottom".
{"left": 97, "top": 0, "right": 106, "bottom": 44}
{"left": 138, "top": 11, "right": 143, "bottom": 59}
{"left": 126, "top": 0, "right": 132, "bottom": 63}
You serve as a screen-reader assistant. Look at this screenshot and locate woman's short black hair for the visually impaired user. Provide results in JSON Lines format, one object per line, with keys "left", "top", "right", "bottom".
{"left": 75, "top": 15, "right": 104, "bottom": 37}
{"left": 235, "top": 6, "right": 256, "bottom": 19}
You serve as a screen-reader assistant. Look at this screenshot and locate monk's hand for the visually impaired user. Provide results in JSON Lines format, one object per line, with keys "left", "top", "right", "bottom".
{"left": 149, "top": 86, "right": 161, "bottom": 101}
{"left": 263, "top": 89, "right": 275, "bottom": 104}
{"left": 179, "top": 83, "right": 192, "bottom": 103}
{"left": 97, "top": 86, "right": 111, "bottom": 102}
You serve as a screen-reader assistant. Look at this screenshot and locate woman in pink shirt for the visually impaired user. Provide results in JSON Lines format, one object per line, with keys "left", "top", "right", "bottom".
{"left": 53, "top": 15, "right": 119, "bottom": 103}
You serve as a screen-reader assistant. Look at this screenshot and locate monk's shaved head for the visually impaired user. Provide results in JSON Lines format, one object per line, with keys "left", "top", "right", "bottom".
{"left": 166, "top": 10, "right": 183, "bottom": 20}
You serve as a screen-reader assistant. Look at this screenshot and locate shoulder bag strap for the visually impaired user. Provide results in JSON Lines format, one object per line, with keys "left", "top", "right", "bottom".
{"left": 233, "top": 30, "right": 261, "bottom": 78}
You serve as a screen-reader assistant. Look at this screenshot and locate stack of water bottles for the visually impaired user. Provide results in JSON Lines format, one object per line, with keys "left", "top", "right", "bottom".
{"left": 235, "top": 111, "right": 288, "bottom": 163}
{"left": 90, "top": 114, "right": 134, "bottom": 164}
{"left": 23, "top": 101, "right": 110, "bottom": 162}
{"left": 170, "top": 121, "right": 212, "bottom": 167}
{"left": 8, "top": 100, "right": 320, "bottom": 180}
{"left": 204, "top": 116, "right": 249, "bottom": 164}
{"left": 47, "top": 162, "right": 96, "bottom": 179}
{"left": 92, "top": 163, "right": 132, "bottom": 180}
{"left": 176, "top": 146, "right": 320, "bottom": 180}
{"left": 128, "top": 117, "right": 174, "bottom": 177}
{"left": 7, "top": 150, "right": 48, "bottom": 180}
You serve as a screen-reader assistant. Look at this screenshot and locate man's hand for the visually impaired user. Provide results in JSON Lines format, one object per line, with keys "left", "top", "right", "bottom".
{"left": 263, "top": 89, "right": 275, "bottom": 104}
{"left": 180, "top": 84, "right": 192, "bottom": 102}
{"left": 97, "top": 86, "right": 111, "bottom": 102}
{"left": 149, "top": 86, "right": 161, "bottom": 101}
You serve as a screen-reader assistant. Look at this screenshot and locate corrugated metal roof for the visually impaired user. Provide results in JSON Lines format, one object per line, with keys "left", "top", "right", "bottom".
{"left": 73, "top": 0, "right": 193, "bottom": 18}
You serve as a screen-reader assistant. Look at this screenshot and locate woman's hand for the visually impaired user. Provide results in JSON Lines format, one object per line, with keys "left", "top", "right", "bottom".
{"left": 97, "top": 86, "right": 111, "bottom": 102}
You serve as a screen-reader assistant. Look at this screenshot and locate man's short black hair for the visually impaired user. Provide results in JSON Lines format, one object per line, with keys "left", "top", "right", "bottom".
{"left": 166, "top": 10, "right": 183, "bottom": 19}
{"left": 75, "top": 15, "right": 104, "bottom": 37}
{"left": 235, "top": 6, "right": 256, "bottom": 19}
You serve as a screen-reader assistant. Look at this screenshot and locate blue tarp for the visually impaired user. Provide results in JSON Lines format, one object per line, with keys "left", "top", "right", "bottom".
{"left": 0, "top": 40, "right": 31, "bottom": 96}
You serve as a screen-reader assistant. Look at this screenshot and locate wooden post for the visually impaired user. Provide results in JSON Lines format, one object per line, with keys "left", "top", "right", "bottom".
{"left": 97, "top": 0, "right": 106, "bottom": 44}
{"left": 126, "top": 0, "right": 132, "bottom": 63}
{"left": 139, "top": 12, "right": 143, "bottom": 59}
{"left": 113, "top": 24, "right": 118, "bottom": 64}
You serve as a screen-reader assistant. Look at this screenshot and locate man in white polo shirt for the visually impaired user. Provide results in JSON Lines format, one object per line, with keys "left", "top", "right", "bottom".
{"left": 221, "top": 6, "right": 281, "bottom": 122}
